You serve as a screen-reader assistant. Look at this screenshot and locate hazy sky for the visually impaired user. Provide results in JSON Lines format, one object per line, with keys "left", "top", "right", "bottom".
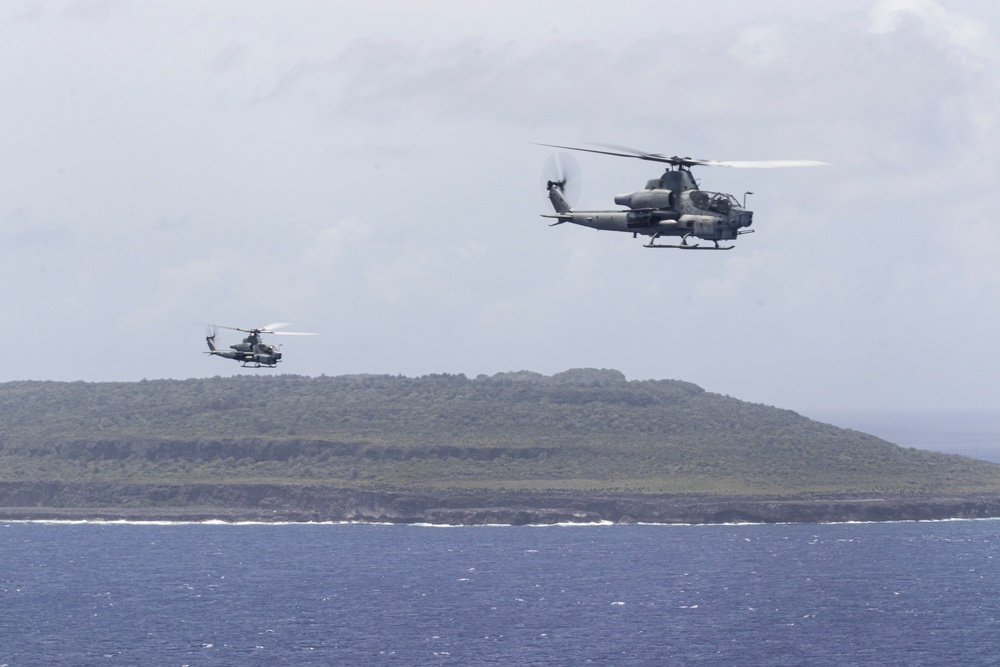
{"left": 3, "top": 0, "right": 999, "bottom": 412}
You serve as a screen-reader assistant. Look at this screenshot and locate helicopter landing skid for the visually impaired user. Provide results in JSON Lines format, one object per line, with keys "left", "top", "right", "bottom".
{"left": 643, "top": 235, "right": 734, "bottom": 250}
{"left": 643, "top": 242, "right": 734, "bottom": 250}
{"left": 642, "top": 234, "right": 736, "bottom": 250}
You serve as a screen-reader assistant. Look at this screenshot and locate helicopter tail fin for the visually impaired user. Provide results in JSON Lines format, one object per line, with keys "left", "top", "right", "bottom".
{"left": 206, "top": 334, "right": 218, "bottom": 352}
{"left": 546, "top": 181, "right": 573, "bottom": 214}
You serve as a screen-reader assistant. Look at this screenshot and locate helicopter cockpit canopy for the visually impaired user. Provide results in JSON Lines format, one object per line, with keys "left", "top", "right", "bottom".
{"left": 689, "top": 190, "right": 739, "bottom": 214}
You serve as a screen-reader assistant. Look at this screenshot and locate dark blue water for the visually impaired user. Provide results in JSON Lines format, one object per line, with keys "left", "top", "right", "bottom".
{"left": 2, "top": 521, "right": 999, "bottom": 666}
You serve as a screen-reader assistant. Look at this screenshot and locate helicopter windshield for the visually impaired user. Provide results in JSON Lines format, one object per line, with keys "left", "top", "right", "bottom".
{"left": 689, "top": 190, "right": 739, "bottom": 213}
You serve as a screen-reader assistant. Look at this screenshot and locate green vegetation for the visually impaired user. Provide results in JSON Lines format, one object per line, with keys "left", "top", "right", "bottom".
{"left": 1, "top": 368, "right": 999, "bottom": 498}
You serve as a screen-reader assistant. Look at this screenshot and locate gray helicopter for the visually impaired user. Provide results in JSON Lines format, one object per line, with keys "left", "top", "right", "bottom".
{"left": 539, "top": 143, "right": 828, "bottom": 250}
{"left": 205, "top": 323, "right": 316, "bottom": 368}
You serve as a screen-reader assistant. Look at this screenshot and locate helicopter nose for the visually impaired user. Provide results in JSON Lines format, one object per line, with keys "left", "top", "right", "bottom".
{"left": 738, "top": 211, "right": 753, "bottom": 228}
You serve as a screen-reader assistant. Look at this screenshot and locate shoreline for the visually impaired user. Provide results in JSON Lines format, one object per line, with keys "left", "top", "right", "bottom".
{"left": 3, "top": 484, "right": 1000, "bottom": 526}
{"left": 3, "top": 514, "right": 999, "bottom": 528}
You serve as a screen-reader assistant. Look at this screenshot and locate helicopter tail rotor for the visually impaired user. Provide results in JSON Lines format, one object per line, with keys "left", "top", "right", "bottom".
{"left": 205, "top": 325, "right": 219, "bottom": 352}
{"left": 542, "top": 151, "right": 581, "bottom": 213}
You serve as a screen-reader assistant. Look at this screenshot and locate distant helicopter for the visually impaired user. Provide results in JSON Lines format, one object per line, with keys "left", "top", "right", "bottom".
{"left": 205, "top": 323, "right": 316, "bottom": 368}
{"left": 538, "top": 143, "right": 828, "bottom": 250}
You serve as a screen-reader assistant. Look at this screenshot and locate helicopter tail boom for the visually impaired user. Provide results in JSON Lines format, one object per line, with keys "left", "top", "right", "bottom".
{"left": 205, "top": 334, "right": 242, "bottom": 360}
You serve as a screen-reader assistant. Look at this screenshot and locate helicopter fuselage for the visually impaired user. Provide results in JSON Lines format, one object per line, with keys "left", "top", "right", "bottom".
{"left": 206, "top": 334, "right": 282, "bottom": 367}
{"left": 538, "top": 141, "right": 827, "bottom": 249}
{"left": 544, "top": 168, "right": 753, "bottom": 249}
{"left": 204, "top": 323, "right": 314, "bottom": 368}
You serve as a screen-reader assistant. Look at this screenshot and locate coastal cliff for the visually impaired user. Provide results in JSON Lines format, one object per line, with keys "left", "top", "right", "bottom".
{"left": 2, "top": 370, "right": 999, "bottom": 524}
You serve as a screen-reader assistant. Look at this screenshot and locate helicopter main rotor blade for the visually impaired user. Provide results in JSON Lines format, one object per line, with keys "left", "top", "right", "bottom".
{"left": 534, "top": 142, "right": 681, "bottom": 165}
{"left": 537, "top": 142, "right": 707, "bottom": 167}
{"left": 587, "top": 143, "right": 831, "bottom": 168}
{"left": 205, "top": 322, "right": 313, "bottom": 336}
{"left": 698, "top": 159, "right": 832, "bottom": 168}
{"left": 587, "top": 142, "right": 656, "bottom": 156}
{"left": 585, "top": 142, "right": 701, "bottom": 164}
{"left": 537, "top": 142, "right": 830, "bottom": 169}
{"left": 206, "top": 323, "right": 250, "bottom": 333}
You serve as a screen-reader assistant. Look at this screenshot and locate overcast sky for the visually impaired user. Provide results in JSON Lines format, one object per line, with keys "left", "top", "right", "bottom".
{"left": 2, "top": 0, "right": 999, "bottom": 413}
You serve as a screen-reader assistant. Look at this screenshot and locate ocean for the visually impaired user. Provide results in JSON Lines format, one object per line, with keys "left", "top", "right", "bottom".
{"left": 2, "top": 520, "right": 999, "bottom": 666}
{"left": 3, "top": 410, "right": 1000, "bottom": 666}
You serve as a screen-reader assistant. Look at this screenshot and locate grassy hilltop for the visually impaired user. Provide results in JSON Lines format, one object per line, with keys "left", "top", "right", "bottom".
{"left": 2, "top": 368, "right": 999, "bottom": 501}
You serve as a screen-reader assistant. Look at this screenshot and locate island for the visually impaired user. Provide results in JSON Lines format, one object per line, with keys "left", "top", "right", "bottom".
{"left": 2, "top": 369, "right": 999, "bottom": 524}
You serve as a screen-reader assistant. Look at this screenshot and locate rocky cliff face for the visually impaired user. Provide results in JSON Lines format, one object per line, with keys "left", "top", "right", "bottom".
{"left": 3, "top": 481, "right": 999, "bottom": 525}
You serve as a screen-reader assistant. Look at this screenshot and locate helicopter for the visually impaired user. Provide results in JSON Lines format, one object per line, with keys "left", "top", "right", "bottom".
{"left": 205, "top": 323, "right": 317, "bottom": 368}
{"left": 538, "top": 143, "right": 828, "bottom": 250}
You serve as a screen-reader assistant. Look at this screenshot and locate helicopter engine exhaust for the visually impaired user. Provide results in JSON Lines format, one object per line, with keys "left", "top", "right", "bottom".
{"left": 614, "top": 189, "right": 675, "bottom": 209}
